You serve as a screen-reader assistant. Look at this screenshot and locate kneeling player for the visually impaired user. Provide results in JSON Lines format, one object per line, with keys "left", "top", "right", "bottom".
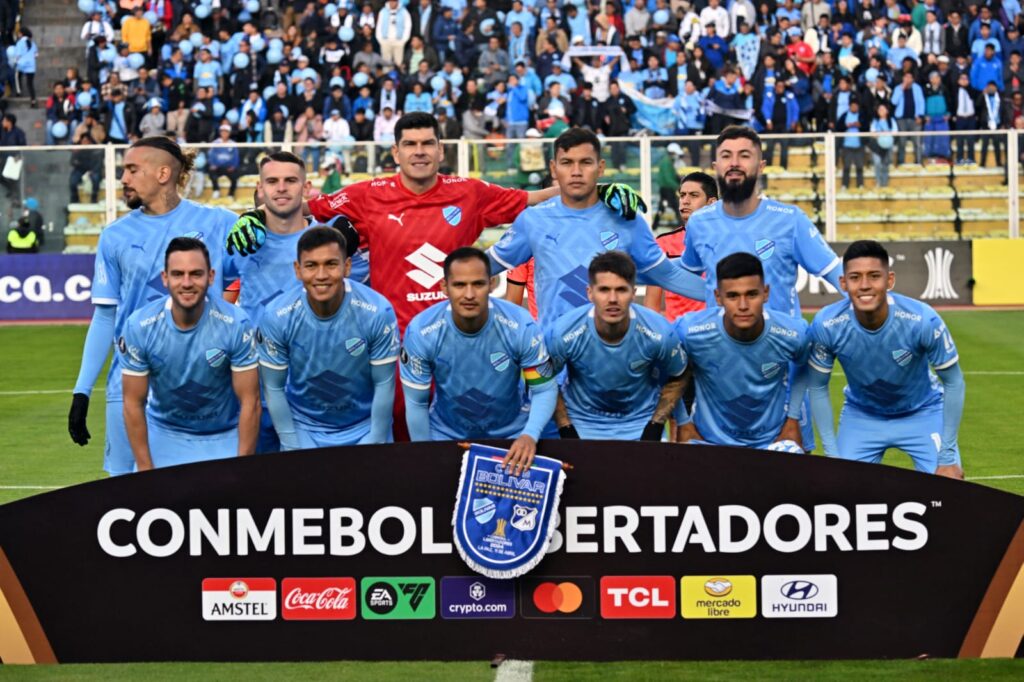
{"left": 401, "top": 247, "right": 557, "bottom": 473}
{"left": 673, "top": 252, "right": 809, "bottom": 449}
{"left": 120, "top": 238, "right": 261, "bottom": 470}
{"left": 807, "top": 240, "right": 965, "bottom": 478}
{"left": 259, "top": 227, "right": 399, "bottom": 448}
{"left": 547, "top": 251, "right": 686, "bottom": 440}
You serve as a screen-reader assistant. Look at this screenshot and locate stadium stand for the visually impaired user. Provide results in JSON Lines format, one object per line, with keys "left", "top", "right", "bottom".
{"left": 3, "top": 0, "right": 1022, "bottom": 250}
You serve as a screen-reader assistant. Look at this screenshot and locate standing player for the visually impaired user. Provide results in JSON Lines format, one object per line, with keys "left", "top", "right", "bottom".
{"left": 681, "top": 125, "right": 842, "bottom": 314}
{"left": 487, "top": 127, "right": 706, "bottom": 329}
{"left": 120, "top": 238, "right": 260, "bottom": 470}
{"left": 401, "top": 247, "right": 557, "bottom": 474}
{"left": 258, "top": 227, "right": 399, "bottom": 448}
{"left": 546, "top": 251, "right": 687, "bottom": 441}
{"left": 644, "top": 171, "right": 717, "bottom": 321}
{"left": 673, "top": 252, "right": 810, "bottom": 448}
{"left": 807, "top": 240, "right": 965, "bottom": 479}
{"left": 680, "top": 125, "right": 844, "bottom": 448}
{"left": 68, "top": 136, "right": 239, "bottom": 476}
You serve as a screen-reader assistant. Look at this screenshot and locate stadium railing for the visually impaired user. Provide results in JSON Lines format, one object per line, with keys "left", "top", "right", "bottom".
{"left": 1, "top": 129, "right": 1019, "bottom": 254}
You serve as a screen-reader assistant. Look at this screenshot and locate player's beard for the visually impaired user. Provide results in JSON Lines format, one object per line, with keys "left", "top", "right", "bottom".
{"left": 125, "top": 193, "right": 143, "bottom": 210}
{"left": 717, "top": 173, "right": 758, "bottom": 204}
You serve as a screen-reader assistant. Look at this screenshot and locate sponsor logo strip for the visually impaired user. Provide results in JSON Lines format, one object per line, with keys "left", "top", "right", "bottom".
{"left": 520, "top": 577, "right": 595, "bottom": 619}
{"left": 281, "top": 577, "right": 357, "bottom": 621}
{"left": 360, "top": 577, "right": 436, "bottom": 620}
{"left": 680, "top": 575, "right": 757, "bottom": 619}
{"left": 600, "top": 576, "right": 676, "bottom": 619}
{"left": 202, "top": 578, "right": 276, "bottom": 621}
{"left": 761, "top": 574, "right": 838, "bottom": 618}
{"left": 440, "top": 576, "right": 516, "bottom": 620}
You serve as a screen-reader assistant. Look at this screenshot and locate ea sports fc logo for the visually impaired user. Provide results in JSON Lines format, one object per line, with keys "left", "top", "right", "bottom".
{"left": 533, "top": 581, "right": 584, "bottom": 614}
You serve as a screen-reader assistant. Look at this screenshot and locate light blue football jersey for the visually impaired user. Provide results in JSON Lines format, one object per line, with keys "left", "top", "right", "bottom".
{"left": 119, "top": 295, "right": 258, "bottom": 434}
{"left": 223, "top": 228, "right": 304, "bottom": 326}
{"left": 674, "top": 307, "right": 811, "bottom": 448}
{"left": 400, "top": 298, "right": 554, "bottom": 439}
{"left": 546, "top": 304, "right": 687, "bottom": 439}
{"left": 92, "top": 200, "right": 238, "bottom": 400}
{"left": 258, "top": 280, "right": 400, "bottom": 437}
{"left": 487, "top": 197, "right": 669, "bottom": 327}
{"left": 681, "top": 199, "right": 841, "bottom": 316}
{"left": 809, "top": 293, "right": 959, "bottom": 417}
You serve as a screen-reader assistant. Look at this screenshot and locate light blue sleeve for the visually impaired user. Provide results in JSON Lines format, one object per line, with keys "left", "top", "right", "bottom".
{"left": 522, "top": 380, "right": 557, "bottom": 441}
{"left": 368, "top": 303, "right": 400, "bottom": 365}
{"left": 261, "top": 366, "right": 299, "bottom": 450}
{"left": 934, "top": 364, "right": 965, "bottom": 467}
{"left": 360, "top": 362, "right": 396, "bottom": 444}
{"left": 257, "top": 316, "right": 289, "bottom": 369}
{"left": 794, "top": 215, "right": 842, "bottom": 280}
{"left": 73, "top": 304, "right": 117, "bottom": 395}
{"left": 807, "top": 367, "right": 838, "bottom": 455}
{"left": 637, "top": 258, "right": 706, "bottom": 302}
{"left": 655, "top": 329, "right": 687, "bottom": 379}
{"left": 399, "top": 321, "right": 435, "bottom": 390}
{"left": 404, "top": 384, "right": 432, "bottom": 441}
{"left": 486, "top": 214, "right": 533, "bottom": 274}
{"left": 229, "top": 316, "right": 259, "bottom": 370}
{"left": 118, "top": 317, "right": 149, "bottom": 375}
{"left": 680, "top": 221, "right": 705, "bottom": 273}
{"left": 544, "top": 324, "right": 567, "bottom": 375}
{"left": 91, "top": 230, "right": 121, "bottom": 305}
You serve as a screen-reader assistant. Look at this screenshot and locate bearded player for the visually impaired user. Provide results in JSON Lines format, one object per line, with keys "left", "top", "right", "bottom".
{"left": 69, "top": 137, "right": 238, "bottom": 475}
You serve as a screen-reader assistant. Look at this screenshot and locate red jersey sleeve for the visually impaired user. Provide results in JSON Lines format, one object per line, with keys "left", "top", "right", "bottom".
{"left": 471, "top": 179, "right": 528, "bottom": 226}
{"left": 308, "top": 181, "right": 370, "bottom": 234}
{"left": 507, "top": 262, "right": 530, "bottom": 284}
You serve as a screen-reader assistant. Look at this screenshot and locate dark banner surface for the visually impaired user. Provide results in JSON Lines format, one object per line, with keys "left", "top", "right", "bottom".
{"left": 796, "top": 241, "right": 973, "bottom": 308}
{"left": 0, "top": 442, "right": 1021, "bottom": 663}
{"left": 0, "top": 255, "right": 94, "bottom": 320}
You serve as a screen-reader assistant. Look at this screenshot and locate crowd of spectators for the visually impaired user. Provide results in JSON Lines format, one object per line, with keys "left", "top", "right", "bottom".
{"left": 34, "top": 0, "right": 1024, "bottom": 196}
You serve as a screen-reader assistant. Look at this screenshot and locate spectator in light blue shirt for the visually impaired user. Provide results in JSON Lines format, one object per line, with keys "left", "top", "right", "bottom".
{"left": 971, "top": 24, "right": 1002, "bottom": 59}
{"left": 404, "top": 82, "right": 433, "bottom": 113}
{"left": 192, "top": 49, "right": 222, "bottom": 93}
{"left": 886, "top": 35, "right": 919, "bottom": 71}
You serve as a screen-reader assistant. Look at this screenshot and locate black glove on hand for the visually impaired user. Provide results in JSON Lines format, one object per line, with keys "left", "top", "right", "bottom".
{"left": 558, "top": 424, "right": 580, "bottom": 439}
{"left": 68, "top": 392, "right": 91, "bottom": 446}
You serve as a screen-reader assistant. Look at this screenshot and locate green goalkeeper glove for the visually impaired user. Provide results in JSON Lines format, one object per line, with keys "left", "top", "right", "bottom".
{"left": 597, "top": 182, "right": 648, "bottom": 221}
{"left": 225, "top": 210, "right": 268, "bottom": 256}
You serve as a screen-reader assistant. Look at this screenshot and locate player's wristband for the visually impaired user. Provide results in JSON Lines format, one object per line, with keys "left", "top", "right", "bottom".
{"left": 558, "top": 424, "right": 580, "bottom": 439}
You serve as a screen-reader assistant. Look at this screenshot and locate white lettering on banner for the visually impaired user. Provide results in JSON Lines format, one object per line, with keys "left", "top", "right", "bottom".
{"left": 0, "top": 273, "right": 92, "bottom": 304}
{"left": 795, "top": 267, "right": 839, "bottom": 296}
{"left": 97, "top": 502, "right": 930, "bottom": 559}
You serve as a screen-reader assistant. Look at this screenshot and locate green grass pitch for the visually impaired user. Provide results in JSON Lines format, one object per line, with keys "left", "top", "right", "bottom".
{"left": 0, "top": 311, "right": 1022, "bottom": 679}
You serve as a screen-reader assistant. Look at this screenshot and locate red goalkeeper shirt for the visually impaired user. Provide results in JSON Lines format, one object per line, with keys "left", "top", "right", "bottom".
{"left": 309, "top": 174, "right": 528, "bottom": 330}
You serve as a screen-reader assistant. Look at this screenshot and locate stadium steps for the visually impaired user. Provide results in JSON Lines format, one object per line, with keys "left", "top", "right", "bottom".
{"left": 17, "top": 0, "right": 84, "bottom": 144}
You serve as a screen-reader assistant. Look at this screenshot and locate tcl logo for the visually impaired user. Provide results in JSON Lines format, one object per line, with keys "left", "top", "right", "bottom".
{"left": 600, "top": 576, "right": 676, "bottom": 619}
{"left": 281, "top": 578, "right": 356, "bottom": 621}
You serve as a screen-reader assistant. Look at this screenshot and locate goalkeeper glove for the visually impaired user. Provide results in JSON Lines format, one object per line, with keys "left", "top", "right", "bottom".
{"left": 641, "top": 421, "right": 665, "bottom": 442}
{"left": 68, "top": 393, "right": 91, "bottom": 446}
{"left": 597, "top": 182, "right": 648, "bottom": 221}
{"left": 558, "top": 424, "right": 580, "bottom": 439}
{"left": 225, "top": 210, "right": 268, "bottom": 256}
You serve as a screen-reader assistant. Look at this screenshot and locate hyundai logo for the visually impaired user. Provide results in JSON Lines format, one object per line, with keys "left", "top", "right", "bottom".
{"left": 780, "top": 580, "right": 819, "bottom": 600}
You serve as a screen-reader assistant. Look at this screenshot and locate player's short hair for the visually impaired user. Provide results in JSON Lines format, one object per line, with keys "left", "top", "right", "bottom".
{"left": 394, "top": 111, "right": 441, "bottom": 144}
{"left": 130, "top": 136, "right": 195, "bottom": 190}
{"left": 443, "top": 246, "right": 490, "bottom": 279}
{"left": 589, "top": 250, "right": 636, "bottom": 285}
{"left": 164, "top": 237, "right": 211, "bottom": 269}
{"left": 297, "top": 225, "right": 348, "bottom": 260}
{"left": 716, "top": 252, "right": 764, "bottom": 283}
{"left": 259, "top": 150, "right": 306, "bottom": 174}
{"left": 554, "top": 126, "right": 602, "bottom": 158}
{"left": 680, "top": 171, "right": 718, "bottom": 199}
{"left": 843, "top": 239, "right": 890, "bottom": 270}
{"left": 715, "top": 125, "right": 762, "bottom": 152}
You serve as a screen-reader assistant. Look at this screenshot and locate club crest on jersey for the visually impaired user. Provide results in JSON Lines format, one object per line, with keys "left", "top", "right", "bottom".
{"left": 761, "top": 362, "right": 782, "bottom": 379}
{"left": 205, "top": 348, "right": 226, "bottom": 368}
{"left": 442, "top": 205, "right": 462, "bottom": 227}
{"left": 629, "top": 359, "right": 648, "bottom": 371}
{"left": 600, "top": 230, "right": 620, "bottom": 250}
{"left": 490, "top": 352, "right": 511, "bottom": 372}
{"left": 892, "top": 349, "right": 913, "bottom": 367}
{"left": 755, "top": 239, "right": 776, "bottom": 260}
{"left": 346, "top": 337, "right": 367, "bottom": 356}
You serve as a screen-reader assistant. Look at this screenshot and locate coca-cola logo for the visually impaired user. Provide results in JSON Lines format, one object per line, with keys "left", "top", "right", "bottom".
{"left": 281, "top": 578, "right": 357, "bottom": 621}
{"left": 284, "top": 586, "right": 352, "bottom": 611}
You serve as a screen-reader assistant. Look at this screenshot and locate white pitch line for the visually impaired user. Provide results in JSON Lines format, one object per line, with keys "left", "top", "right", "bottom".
{"left": 0, "top": 485, "right": 65, "bottom": 490}
{"left": 968, "top": 474, "right": 1024, "bottom": 481}
{"left": 0, "top": 388, "right": 106, "bottom": 396}
{"left": 494, "top": 660, "right": 534, "bottom": 682}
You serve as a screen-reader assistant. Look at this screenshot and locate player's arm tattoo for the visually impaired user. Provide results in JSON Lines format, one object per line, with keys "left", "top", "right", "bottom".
{"left": 651, "top": 370, "right": 689, "bottom": 425}
{"left": 554, "top": 391, "right": 572, "bottom": 428}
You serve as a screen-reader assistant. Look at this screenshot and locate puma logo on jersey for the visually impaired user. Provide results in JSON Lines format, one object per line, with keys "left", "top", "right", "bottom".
{"left": 388, "top": 212, "right": 405, "bottom": 227}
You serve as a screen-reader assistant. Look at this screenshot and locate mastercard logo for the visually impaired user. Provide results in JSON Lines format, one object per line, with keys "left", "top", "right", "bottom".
{"left": 532, "top": 581, "right": 584, "bottom": 614}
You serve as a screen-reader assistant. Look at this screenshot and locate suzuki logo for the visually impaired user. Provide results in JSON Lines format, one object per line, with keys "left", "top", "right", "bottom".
{"left": 405, "top": 243, "right": 447, "bottom": 289}
{"left": 921, "top": 247, "right": 958, "bottom": 300}
{"left": 780, "top": 580, "right": 819, "bottom": 601}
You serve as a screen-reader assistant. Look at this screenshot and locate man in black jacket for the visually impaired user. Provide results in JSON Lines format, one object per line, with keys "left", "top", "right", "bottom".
{"left": 601, "top": 81, "right": 636, "bottom": 169}
{"left": 571, "top": 83, "right": 603, "bottom": 130}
